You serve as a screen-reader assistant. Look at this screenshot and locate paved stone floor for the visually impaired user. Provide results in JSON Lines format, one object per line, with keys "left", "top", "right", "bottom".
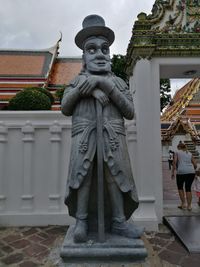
{"left": 0, "top": 162, "right": 200, "bottom": 267}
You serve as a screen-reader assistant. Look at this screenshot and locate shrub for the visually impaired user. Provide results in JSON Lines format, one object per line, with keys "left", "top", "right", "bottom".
{"left": 8, "top": 89, "right": 51, "bottom": 110}
{"left": 55, "top": 88, "right": 65, "bottom": 103}
{"left": 29, "top": 87, "right": 55, "bottom": 105}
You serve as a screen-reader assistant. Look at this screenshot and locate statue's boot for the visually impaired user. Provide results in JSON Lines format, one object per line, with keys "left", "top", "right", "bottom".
{"left": 108, "top": 182, "right": 144, "bottom": 239}
{"left": 73, "top": 176, "right": 91, "bottom": 243}
{"left": 74, "top": 219, "right": 88, "bottom": 243}
{"left": 111, "top": 221, "right": 144, "bottom": 239}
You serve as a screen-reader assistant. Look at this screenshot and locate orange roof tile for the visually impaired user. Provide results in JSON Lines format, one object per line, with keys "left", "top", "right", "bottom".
{"left": 186, "top": 109, "right": 200, "bottom": 115}
{"left": 0, "top": 47, "right": 58, "bottom": 78}
{"left": 161, "top": 79, "right": 200, "bottom": 121}
{"left": 0, "top": 83, "right": 44, "bottom": 88}
{"left": 0, "top": 95, "right": 13, "bottom": 100}
{"left": 50, "top": 58, "right": 82, "bottom": 85}
{"left": 0, "top": 54, "right": 45, "bottom": 76}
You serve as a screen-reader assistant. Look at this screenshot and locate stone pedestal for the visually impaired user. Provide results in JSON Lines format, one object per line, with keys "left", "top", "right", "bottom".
{"left": 60, "top": 226, "right": 147, "bottom": 264}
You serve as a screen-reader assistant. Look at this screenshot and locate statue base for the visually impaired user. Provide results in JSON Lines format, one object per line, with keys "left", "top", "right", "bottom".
{"left": 60, "top": 226, "right": 147, "bottom": 264}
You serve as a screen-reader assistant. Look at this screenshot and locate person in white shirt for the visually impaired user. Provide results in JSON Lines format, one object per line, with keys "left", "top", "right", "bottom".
{"left": 171, "top": 142, "right": 197, "bottom": 211}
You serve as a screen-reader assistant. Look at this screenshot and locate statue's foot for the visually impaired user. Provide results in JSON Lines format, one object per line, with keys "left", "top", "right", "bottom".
{"left": 111, "top": 221, "right": 144, "bottom": 239}
{"left": 73, "top": 219, "right": 88, "bottom": 243}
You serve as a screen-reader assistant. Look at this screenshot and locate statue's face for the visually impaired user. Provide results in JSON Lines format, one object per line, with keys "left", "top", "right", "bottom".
{"left": 83, "top": 37, "right": 111, "bottom": 74}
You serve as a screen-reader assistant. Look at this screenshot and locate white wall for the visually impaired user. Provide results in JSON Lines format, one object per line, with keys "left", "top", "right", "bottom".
{"left": 162, "top": 145, "right": 171, "bottom": 162}
{"left": 0, "top": 111, "right": 143, "bottom": 228}
{"left": 0, "top": 111, "right": 75, "bottom": 226}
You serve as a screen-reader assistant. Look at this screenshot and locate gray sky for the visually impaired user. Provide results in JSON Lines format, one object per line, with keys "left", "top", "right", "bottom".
{"left": 0, "top": 0, "right": 155, "bottom": 57}
{"left": 0, "top": 0, "right": 191, "bottom": 93}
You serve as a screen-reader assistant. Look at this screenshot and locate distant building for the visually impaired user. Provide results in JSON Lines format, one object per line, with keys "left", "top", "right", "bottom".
{"left": 0, "top": 39, "right": 82, "bottom": 110}
{"left": 161, "top": 79, "right": 200, "bottom": 160}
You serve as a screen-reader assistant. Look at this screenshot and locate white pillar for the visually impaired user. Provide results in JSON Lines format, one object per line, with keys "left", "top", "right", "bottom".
{"left": 129, "top": 59, "right": 163, "bottom": 231}
{"left": 21, "top": 121, "right": 35, "bottom": 210}
{"left": 126, "top": 120, "right": 137, "bottom": 184}
{"left": 0, "top": 122, "right": 8, "bottom": 211}
{"left": 49, "top": 121, "right": 62, "bottom": 211}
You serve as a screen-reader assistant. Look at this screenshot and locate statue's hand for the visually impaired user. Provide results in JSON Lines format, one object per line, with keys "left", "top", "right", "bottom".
{"left": 98, "top": 76, "right": 115, "bottom": 96}
{"left": 79, "top": 76, "right": 98, "bottom": 96}
{"left": 92, "top": 89, "right": 109, "bottom": 106}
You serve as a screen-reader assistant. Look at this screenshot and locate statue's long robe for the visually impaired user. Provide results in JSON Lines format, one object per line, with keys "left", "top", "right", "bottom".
{"left": 61, "top": 72, "right": 139, "bottom": 223}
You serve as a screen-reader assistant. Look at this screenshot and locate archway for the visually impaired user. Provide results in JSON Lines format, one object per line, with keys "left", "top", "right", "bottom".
{"left": 126, "top": 0, "right": 200, "bottom": 230}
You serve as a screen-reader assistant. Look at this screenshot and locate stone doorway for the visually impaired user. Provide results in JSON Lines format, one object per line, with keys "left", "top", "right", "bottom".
{"left": 126, "top": 0, "right": 200, "bottom": 230}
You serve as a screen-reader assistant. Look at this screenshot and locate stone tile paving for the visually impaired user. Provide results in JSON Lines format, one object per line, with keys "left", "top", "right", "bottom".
{"left": 0, "top": 162, "right": 200, "bottom": 266}
{"left": 0, "top": 225, "right": 66, "bottom": 267}
{"left": 0, "top": 224, "right": 200, "bottom": 267}
{"left": 163, "top": 161, "right": 180, "bottom": 203}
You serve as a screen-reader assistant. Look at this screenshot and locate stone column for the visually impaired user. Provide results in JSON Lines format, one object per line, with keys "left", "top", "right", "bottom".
{"left": 129, "top": 59, "right": 163, "bottom": 230}
{"left": 21, "top": 121, "right": 35, "bottom": 210}
{"left": 49, "top": 121, "right": 62, "bottom": 211}
{"left": 126, "top": 120, "right": 137, "bottom": 184}
{"left": 0, "top": 122, "right": 8, "bottom": 211}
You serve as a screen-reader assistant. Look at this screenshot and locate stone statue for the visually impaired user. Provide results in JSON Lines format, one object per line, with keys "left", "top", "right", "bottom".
{"left": 61, "top": 14, "right": 142, "bottom": 244}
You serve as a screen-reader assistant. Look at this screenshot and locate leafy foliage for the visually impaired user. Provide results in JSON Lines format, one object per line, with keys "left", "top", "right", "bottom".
{"left": 111, "top": 54, "right": 128, "bottom": 83}
{"left": 55, "top": 87, "right": 65, "bottom": 103}
{"left": 8, "top": 89, "right": 51, "bottom": 110}
{"left": 160, "top": 79, "right": 171, "bottom": 112}
{"left": 28, "top": 87, "right": 55, "bottom": 105}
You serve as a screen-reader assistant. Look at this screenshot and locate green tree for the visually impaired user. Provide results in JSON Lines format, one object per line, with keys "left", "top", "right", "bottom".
{"left": 29, "top": 87, "right": 54, "bottom": 105}
{"left": 111, "top": 56, "right": 171, "bottom": 112}
{"left": 111, "top": 54, "right": 128, "bottom": 83}
{"left": 160, "top": 78, "right": 171, "bottom": 112}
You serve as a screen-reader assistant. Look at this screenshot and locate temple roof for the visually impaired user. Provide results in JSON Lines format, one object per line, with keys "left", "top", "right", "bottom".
{"left": 162, "top": 117, "right": 198, "bottom": 141}
{"left": 161, "top": 78, "right": 200, "bottom": 121}
{"left": 0, "top": 42, "right": 59, "bottom": 80}
{"left": 0, "top": 38, "right": 82, "bottom": 110}
{"left": 126, "top": 0, "right": 200, "bottom": 74}
{"left": 49, "top": 58, "right": 82, "bottom": 86}
{"left": 161, "top": 77, "right": 200, "bottom": 141}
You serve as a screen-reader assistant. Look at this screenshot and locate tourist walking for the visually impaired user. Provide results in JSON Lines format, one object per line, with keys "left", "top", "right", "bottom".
{"left": 168, "top": 150, "right": 174, "bottom": 170}
{"left": 171, "top": 142, "right": 197, "bottom": 211}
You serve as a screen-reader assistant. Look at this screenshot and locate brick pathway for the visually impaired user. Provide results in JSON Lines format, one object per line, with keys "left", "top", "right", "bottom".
{"left": 1, "top": 224, "right": 200, "bottom": 267}
{"left": 0, "top": 226, "right": 66, "bottom": 267}
{"left": 162, "top": 161, "right": 199, "bottom": 204}
{"left": 163, "top": 161, "right": 180, "bottom": 203}
{"left": 0, "top": 162, "right": 200, "bottom": 267}
{"left": 163, "top": 161, "right": 200, "bottom": 216}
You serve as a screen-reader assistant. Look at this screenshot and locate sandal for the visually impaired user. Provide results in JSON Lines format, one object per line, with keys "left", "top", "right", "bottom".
{"left": 178, "top": 205, "right": 186, "bottom": 210}
{"left": 187, "top": 207, "right": 192, "bottom": 211}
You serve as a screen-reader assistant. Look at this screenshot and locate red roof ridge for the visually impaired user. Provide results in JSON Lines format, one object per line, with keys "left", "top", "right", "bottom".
{"left": 45, "top": 37, "right": 61, "bottom": 86}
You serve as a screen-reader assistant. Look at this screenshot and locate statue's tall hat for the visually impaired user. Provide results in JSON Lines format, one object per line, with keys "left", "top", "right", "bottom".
{"left": 75, "top": 14, "right": 115, "bottom": 49}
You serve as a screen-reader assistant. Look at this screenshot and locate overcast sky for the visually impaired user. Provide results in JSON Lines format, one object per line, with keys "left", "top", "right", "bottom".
{"left": 0, "top": 0, "right": 155, "bottom": 57}
{"left": 0, "top": 0, "right": 191, "bottom": 93}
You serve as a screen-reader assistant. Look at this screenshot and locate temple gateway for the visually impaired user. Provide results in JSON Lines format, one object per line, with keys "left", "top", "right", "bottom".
{"left": 125, "top": 0, "right": 200, "bottom": 229}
